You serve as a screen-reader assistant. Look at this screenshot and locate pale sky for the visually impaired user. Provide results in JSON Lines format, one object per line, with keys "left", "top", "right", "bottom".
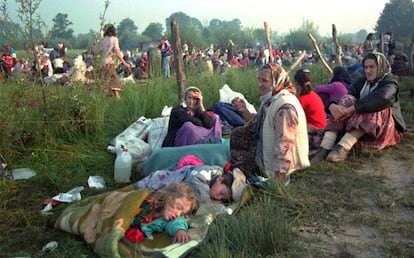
{"left": 6, "top": 0, "right": 390, "bottom": 36}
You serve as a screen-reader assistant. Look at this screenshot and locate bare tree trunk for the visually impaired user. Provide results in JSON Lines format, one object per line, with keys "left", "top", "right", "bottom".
{"left": 286, "top": 50, "right": 306, "bottom": 74}
{"left": 308, "top": 33, "right": 333, "bottom": 74}
{"left": 264, "top": 22, "right": 274, "bottom": 64}
{"left": 171, "top": 18, "right": 186, "bottom": 103}
{"left": 332, "top": 24, "right": 343, "bottom": 67}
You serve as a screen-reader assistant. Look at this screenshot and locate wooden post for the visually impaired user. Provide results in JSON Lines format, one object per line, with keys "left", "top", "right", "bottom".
{"left": 171, "top": 18, "right": 186, "bottom": 103}
{"left": 332, "top": 24, "right": 343, "bottom": 67}
{"left": 264, "top": 22, "right": 274, "bottom": 63}
{"left": 410, "top": 34, "right": 414, "bottom": 75}
{"left": 308, "top": 33, "right": 333, "bottom": 74}
{"left": 379, "top": 32, "right": 384, "bottom": 54}
{"left": 286, "top": 50, "right": 306, "bottom": 74}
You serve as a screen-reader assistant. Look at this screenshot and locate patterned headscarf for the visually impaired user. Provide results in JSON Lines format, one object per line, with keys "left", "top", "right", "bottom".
{"left": 260, "top": 63, "right": 292, "bottom": 93}
{"left": 362, "top": 52, "right": 391, "bottom": 83}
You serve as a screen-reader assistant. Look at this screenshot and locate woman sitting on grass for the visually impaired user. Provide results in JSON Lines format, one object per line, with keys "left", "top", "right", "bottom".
{"left": 229, "top": 63, "right": 310, "bottom": 183}
{"left": 162, "top": 86, "right": 222, "bottom": 147}
{"left": 293, "top": 68, "right": 327, "bottom": 151}
{"left": 312, "top": 52, "right": 406, "bottom": 163}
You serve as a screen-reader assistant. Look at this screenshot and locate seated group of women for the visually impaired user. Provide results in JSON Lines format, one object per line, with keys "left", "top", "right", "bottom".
{"left": 162, "top": 51, "right": 406, "bottom": 180}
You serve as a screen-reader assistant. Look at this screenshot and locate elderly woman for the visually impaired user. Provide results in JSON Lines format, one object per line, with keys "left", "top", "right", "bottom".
{"left": 312, "top": 52, "right": 406, "bottom": 163}
{"left": 162, "top": 86, "right": 222, "bottom": 147}
{"left": 230, "top": 63, "right": 310, "bottom": 183}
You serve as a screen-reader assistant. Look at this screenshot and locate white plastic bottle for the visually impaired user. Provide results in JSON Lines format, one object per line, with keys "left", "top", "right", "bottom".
{"left": 114, "top": 146, "right": 132, "bottom": 183}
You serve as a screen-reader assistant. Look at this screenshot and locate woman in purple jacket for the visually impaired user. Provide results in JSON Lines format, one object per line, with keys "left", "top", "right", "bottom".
{"left": 314, "top": 66, "right": 352, "bottom": 111}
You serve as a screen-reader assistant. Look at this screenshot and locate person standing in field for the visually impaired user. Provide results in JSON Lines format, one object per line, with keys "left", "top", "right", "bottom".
{"left": 100, "top": 24, "right": 131, "bottom": 99}
{"left": 158, "top": 36, "right": 172, "bottom": 78}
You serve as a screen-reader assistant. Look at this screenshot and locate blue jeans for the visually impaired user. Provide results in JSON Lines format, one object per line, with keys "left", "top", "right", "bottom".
{"left": 162, "top": 55, "right": 171, "bottom": 77}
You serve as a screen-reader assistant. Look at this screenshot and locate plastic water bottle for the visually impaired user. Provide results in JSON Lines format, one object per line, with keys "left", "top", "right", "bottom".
{"left": 114, "top": 146, "right": 132, "bottom": 183}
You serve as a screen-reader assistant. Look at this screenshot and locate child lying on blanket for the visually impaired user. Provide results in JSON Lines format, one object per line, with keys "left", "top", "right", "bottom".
{"left": 134, "top": 165, "right": 247, "bottom": 204}
{"left": 125, "top": 183, "right": 199, "bottom": 244}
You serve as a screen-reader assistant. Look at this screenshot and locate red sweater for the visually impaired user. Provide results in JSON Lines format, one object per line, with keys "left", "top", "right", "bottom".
{"left": 298, "top": 91, "right": 326, "bottom": 129}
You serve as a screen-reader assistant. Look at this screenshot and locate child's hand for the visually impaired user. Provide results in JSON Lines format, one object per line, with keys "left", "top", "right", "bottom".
{"left": 173, "top": 229, "right": 191, "bottom": 243}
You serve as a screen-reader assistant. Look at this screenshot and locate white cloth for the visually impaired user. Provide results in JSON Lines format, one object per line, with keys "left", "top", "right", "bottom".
{"left": 219, "top": 84, "right": 257, "bottom": 114}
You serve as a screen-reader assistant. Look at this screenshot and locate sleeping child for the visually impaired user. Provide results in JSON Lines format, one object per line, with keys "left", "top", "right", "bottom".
{"left": 134, "top": 165, "right": 247, "bottom": 204}
{"left": 125, "top": 182, "right": 200, "bottom": 243}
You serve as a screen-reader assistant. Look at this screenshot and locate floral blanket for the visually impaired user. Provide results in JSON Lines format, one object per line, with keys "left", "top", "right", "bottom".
{"left": 49, "top": 185, "right": 253, "bottom": 258}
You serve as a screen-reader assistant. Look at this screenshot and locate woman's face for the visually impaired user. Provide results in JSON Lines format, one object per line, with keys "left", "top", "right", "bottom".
{"left": 161, "top": 196, "right": 192, "bottom": 220}
{"left": 363, "top": 58, "right": 378, "bottom": 82}
{"left": 185, "top": 90, "right": 200, "bottom": 108}
{"left": 257, "top": 70, "right": 274, "bottom": 96}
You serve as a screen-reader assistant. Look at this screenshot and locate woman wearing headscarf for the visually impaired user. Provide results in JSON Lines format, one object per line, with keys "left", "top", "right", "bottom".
{"left": 230, "top": 63, "right": 310, "bottom": 182}
{"left": 162, "top": 86, "right": 222, "bottom": 147}
{"left": 312, "top": 52, "right": 406, "bottom": 163}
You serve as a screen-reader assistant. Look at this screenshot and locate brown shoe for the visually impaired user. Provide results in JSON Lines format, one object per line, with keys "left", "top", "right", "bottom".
{"left": 326, "top": 144, "right": 349, "bottom": 162}
{"left": 310, "top": 147, "right": 330, "bottom": 164}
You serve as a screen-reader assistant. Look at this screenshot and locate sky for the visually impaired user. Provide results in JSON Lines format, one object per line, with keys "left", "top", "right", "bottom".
{"left": 5, "top": 0, "right": 390, "bottom": 36}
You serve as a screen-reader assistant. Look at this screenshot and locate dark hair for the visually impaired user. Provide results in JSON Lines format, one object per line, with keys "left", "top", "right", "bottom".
{"left": 221, "top": 173, "right": 234, "bottom": 189}
{"left": 294, "top": 68, "right": 312, "bottom": 95}
{"left": 209, "top": 173, "right": 234, "bottom": 203}
{"left": 366, "top": 33, "right": 375, "bottom": 40}
{"left": 104, "top": 24, "right": 116, "bottom": 37}
{"left": 330, "top": 66, "right": 353, "bottom": 87}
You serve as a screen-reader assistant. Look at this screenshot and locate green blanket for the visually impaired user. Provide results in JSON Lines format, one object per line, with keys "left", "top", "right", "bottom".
{"left": 50, "top": 185, "right": 253, "bottom": 258}
{"left": 143, "top": 143, "right": 230, "bottom": 176}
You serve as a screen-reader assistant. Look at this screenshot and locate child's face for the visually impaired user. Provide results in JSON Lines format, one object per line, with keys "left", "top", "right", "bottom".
{"left": 209, "top": 176, "right": 232, "bottom": 202}
{"left": 161, "top": 197, "right": 192, "bottom": 220}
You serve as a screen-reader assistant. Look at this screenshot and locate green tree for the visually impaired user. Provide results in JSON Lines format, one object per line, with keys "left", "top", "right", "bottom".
{"left": 142, "top": 22, "right": 163, "bottom": 41}
{"left": 284, "top": 19, "right": 320, "bottom": 51}
{"left": 50, "top": 13, "right": 74, "bottom": 40}
{"left": 165, "top": 12, "right": 202, "bottom": 34}
{"left": 375, "top": 0, "right": 414, "bottom": 40}
{"left": 1, "top": 0, "right": 46, "bottom": 50}
{"left": 355, "top": 29, "right": 368, "bottom": 43}
{"left": 116, "top": 18, "right": 139, "bottom": 50}
{"left": 117, "top": 18, "right": 137, "bottom": 36}
{"left": 208, "top": 19, "right": 243, "bottom": 48}
{"left": 0, "top": 19, "right": 24, "bottom": 48}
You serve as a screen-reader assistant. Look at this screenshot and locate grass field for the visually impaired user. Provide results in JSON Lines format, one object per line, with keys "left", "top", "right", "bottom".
{"left": 0, "top": 63, "right": 413, "bottom": 257}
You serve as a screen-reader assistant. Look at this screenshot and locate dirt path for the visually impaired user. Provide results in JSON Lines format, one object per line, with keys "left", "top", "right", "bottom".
{"left": 298, "top": 129, "right": 414, "bottom": 257}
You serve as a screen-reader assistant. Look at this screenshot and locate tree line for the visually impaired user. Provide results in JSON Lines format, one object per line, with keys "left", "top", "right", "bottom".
{"left": 1, "top": 0, "right": 414, "bottom": 53}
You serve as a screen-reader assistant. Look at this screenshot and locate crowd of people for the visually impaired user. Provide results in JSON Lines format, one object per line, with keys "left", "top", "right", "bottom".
{"left": 3, "top": 29, "right": 408, "bottom": 247}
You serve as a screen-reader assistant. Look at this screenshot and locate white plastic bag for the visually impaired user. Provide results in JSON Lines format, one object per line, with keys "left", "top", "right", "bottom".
{"left": 147, "top": 116, "right": 170, "bottom": 152}
{"left": 219, "top": 84, "right": 257, "bottom": 114}
{"left": 108, "top": 116, "right": 152, "bottom": 163}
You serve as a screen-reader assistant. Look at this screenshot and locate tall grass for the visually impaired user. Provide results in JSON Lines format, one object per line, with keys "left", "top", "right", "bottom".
{"left": 0, "top": 64, "right": 413, "bottom": 257}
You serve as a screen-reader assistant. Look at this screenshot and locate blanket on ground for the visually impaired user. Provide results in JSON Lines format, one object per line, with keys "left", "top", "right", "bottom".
{"left": 50, "top": 184, "right": 253, "bottom": 258}
{"left": 143, "top": 143, "right": 230, "bottom": 176}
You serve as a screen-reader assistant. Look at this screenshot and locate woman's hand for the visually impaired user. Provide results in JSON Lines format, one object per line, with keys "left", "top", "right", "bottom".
{"left": 173, "top": 229, "right": 191, "bottom": 243}
{"left": 329, "top": 103, "right": 354, "bottom": 122}
{"left": 124, "top": 63, "right": 131, "bottom": 73}
{"left": 232, "top": 97, "right": 247, "bottom": 113}
{"left": 194, "top": 92, "right": 205, "bottom": 111}
{"left": 329, "top": 103, "right": 345, "bottom": 121}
